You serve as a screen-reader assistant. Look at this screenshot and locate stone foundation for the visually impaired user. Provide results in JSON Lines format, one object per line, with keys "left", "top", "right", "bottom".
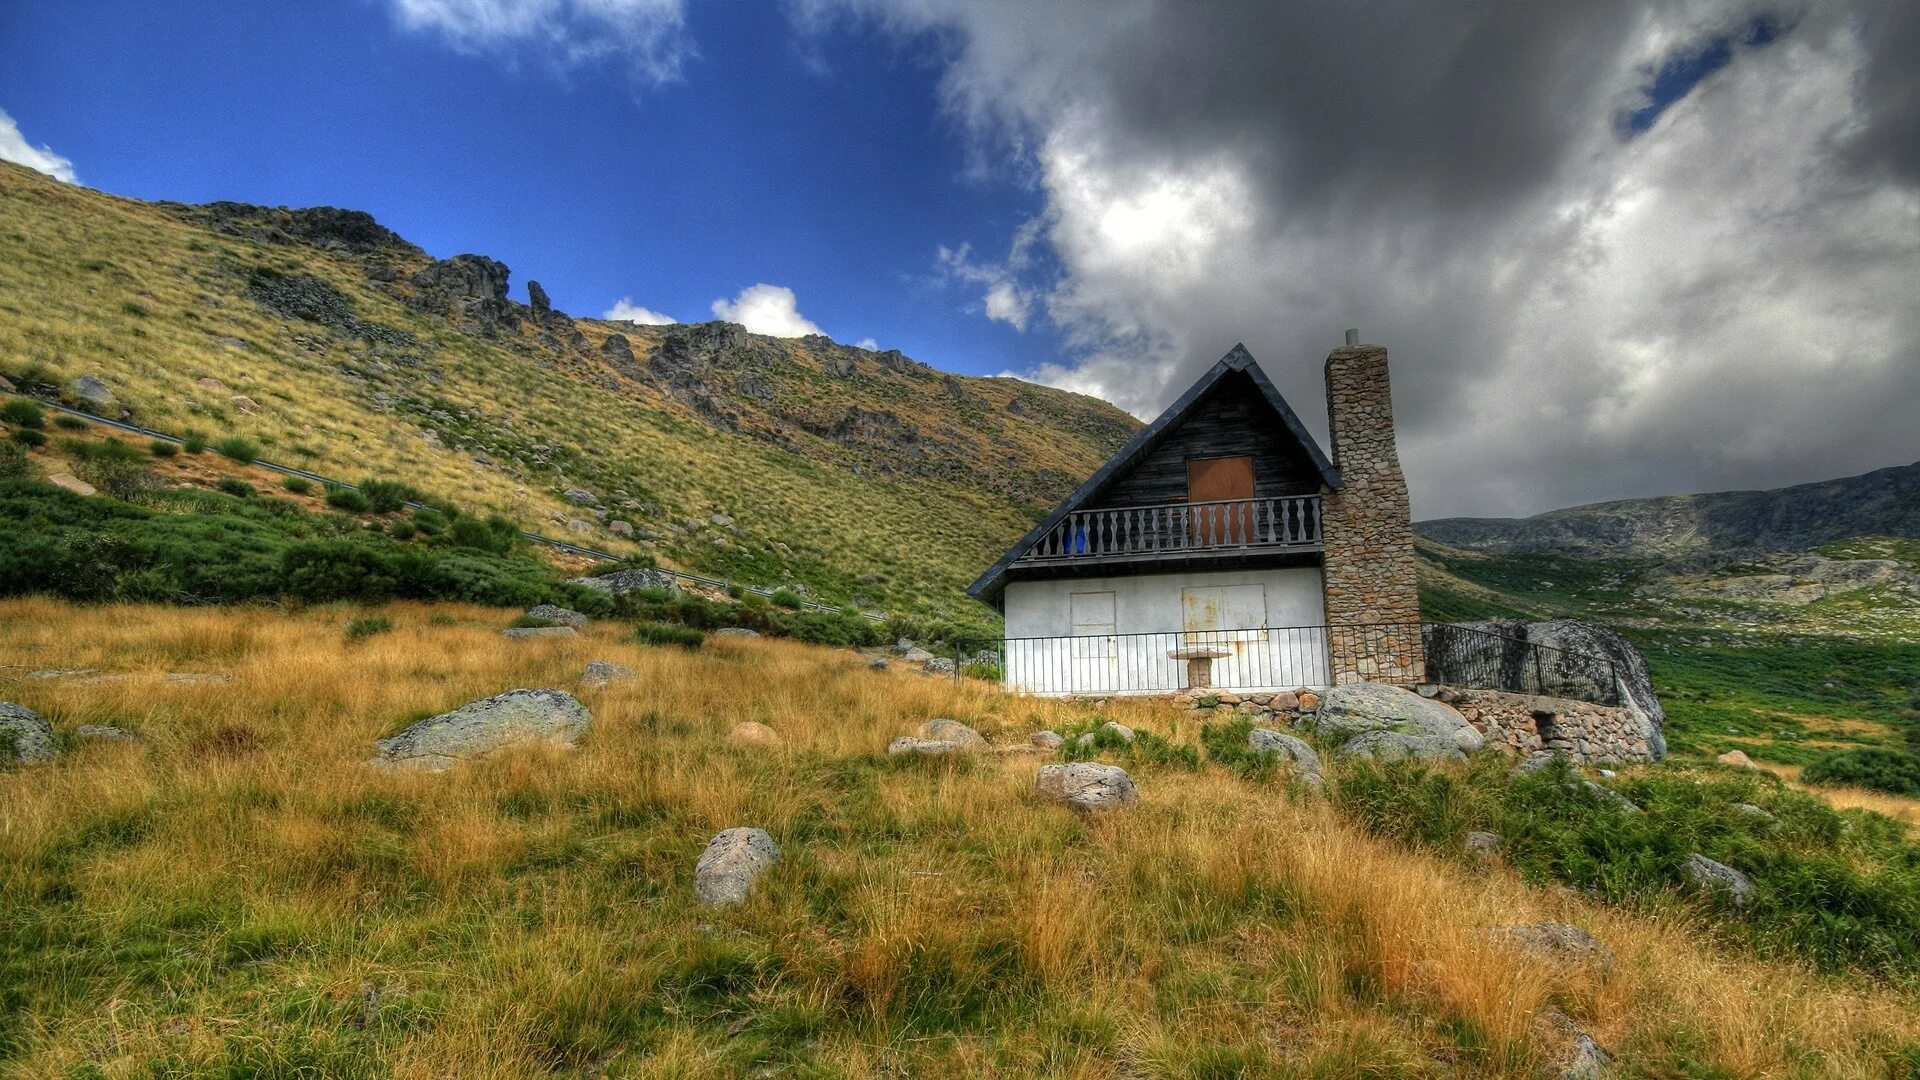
{"left": 1320, "top": 345, "right": 1423, "bottom": 685}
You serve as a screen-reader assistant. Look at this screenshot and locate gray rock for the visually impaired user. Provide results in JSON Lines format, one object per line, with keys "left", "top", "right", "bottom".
{"left": 66, "top": 374, "right": 118, "bottom": 412}
{"left": 503, "top": 626, "right": 576, "bottom": 640}
{"left": 572, "top": 568, "right": 676, "bottom": 595}
{"left": 1031, "top": 730, "right": 1064, "bottom": 750}
{"left": 890, "top": 637, "right": 918, "bottom": 655}
{"left": 694, "top": 828, "right": 780, "bottom": 908}
{"left": 1100, "top": 721, "right": 1136, "bottom": 743}
{"left": 608, "top": 520, "right": 634, "bottom": 538}
{"left": 919, "top": 718, "right": 987, "bottom": 750}
{"left": 710, "top": 512, "right": 734, "bottom": 528}
{"left": 1564, "top": 1033, "right": 1609, "bottom": 1080}
{"left": 1431, "top": 618, "right": 1666, "bottom": 759}
{"left": 867, "top": 656, "right": 890, "bottom": 671}
{"left": 1, "top": 702, "right": 57, "bottom": 765}
{"left": 1731, "top": 802, "right": 1775, "bottom": 822}
{"left": 563, "top": 488, "right": 598, "bottom": 505}
{"left": 1248, "top": 728, "right": 1323, "bottom": 780}
{"left": 1036, "top": 763, "right": 1139, "bottom": 810}
{"left": 1581, "top": 780, "right": 1641, "bottom": 813}
{"left": 1315, "top": 682, "right": 1484, "bottom": 761}
{"left": 75, "top": 724, "right": 140, "bottom": 742}
{"left": 923, "top": 657, "right": 956, "bottom": 676}
{"left": 526, "top": 279, "right": 552, "bottom": 315}
{"left": 1517, "top": 752, "right": 1561, "bottom": 774}
{"left": 580, "top": 660, "right": 633, "bottom": 688}
{"left": 1465, "top": 830, "right": 1503, "bottom": 858}
{"left": 565, "top": 519, "right": 593, "bottom": 535}
{"left": 405, "top": 255, "right": 516, "bottom": 335}
{"left": 525, "top": 604, "right": 588, "bottom": 628}
{"left": 888, "top": 737, "right": 965, "bottom": 758}
{"left": 899, "top": 647, "right": 936, "bottom": 664}
{"left": 1489, "top": 922, "right": 1614, "bottom": 973}
{"left": 1684, "top": 853, "right": 1756, "bottom": 908}
{"left": 369, "top": 688, "right": 590, "bottom": 771}
{"left": 713, "top": 627, "right": 760, "bottom": 638}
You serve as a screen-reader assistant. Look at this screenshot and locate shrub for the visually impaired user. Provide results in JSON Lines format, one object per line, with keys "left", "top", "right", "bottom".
{"left": 324, "top": 486, "right": 373, "bottom": 513}
{"left": 215, "top": 436, "right": 259, "bottom": 463}
{"left": 633, "top": 622, "right": 704, "bottom": 649}
{"left": 11, "top": 428, "right": 46, "bottom": 448}
{"left": 148, "top": 440, "right": 178, "bottom": 458}
{"left": 281, "top": 475, "right": 312, "bottom": 494}
{"left": 387, "top": 519, "right": 417, "bottom": 540}
{"left": 53, "top": 415, "right": 88, "bottom": 430}
{"left": 182, "top": 434, "right": 207, "bottom": 454}
{"left": 509, "top": 614, "right": 559, "bottom": 629}
{"left": 727, "top": 584, "right": 744, "bottom": 599}
{"left": 345, "top": 616, "right": 392, "bottom": 642}
{"left": 410, "top": 507, "right": 446, "bottom": 536}
{"left": 766, "top": 609, "right": 884, "bottom": 648}
{"left": 1802, "top": 748, "right": 1920, "bottom": 797}
{"left": 445, "top": 513, "right": 521, "bottom": 556}
{"left": 0, "top": 441, "right": 27, "bottom": 482}
{"left": 769, "top": 587, "right": 805, "bottom": 609}
{"left": 358, "top": 478, "right": 415, "bottom": 514}
{"left": 70, "top": 440, "right": 154, "bottom": 500}
{"left": 0, "top": 399, "right": 45, "bottom": 428}
{"left": 216, "top": 477, "right": 255, "bottom": 499}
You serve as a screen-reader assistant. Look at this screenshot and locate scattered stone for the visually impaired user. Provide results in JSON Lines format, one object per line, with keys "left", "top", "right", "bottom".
{"left": 47, "top": 473, "right": 98, "bottom": 497}
{"left": 1031, "top": 730, "right": 1064, "bottom": 750}
{"left": 368, "top": 689, "right": 591, "bottom": 771}
{"left": 729, "top": 722, "right": 782, "bottom": 748}
{"left": 899, "top": 647, "right": 936, "bottom": 664}
{"left": 710, "top": 513, "right": 734, "bottom": 528}
{"left": 1564, "top": 1032, "right": 1609, "bottom": 1080}
{"left": 1035, "top": 762, "right": 1138, "bottom": 811}
{"left": 1489, "top": 922, "right": 1614, "bottom": 974}
{"left": 1270, "top": 690, "right": 1301, "bottom": 711}
{"left": 923, "top": 657, "right": 956, "bottom": 676}
{"left": 563, "top": 487, "right": 598, "bottom": 505}
{"left": 919, "top": 718, "right": 987, "bottom": 750}
{"left": 1684, "top": 853, "right": 1756, "bottom": 908}
{"left": 1100, "top": 721, "right": 1136, "bottom": 743}
{"left": 1731, "top": 802, "right": 1774, "bottom": 822}
{"left": 694, "top": 828, "right": 780, "bottom": 907}
{"left": 1465, "top": 830, "right": 1503, "bottom": 859}
{"left": 163, "top": 673, "right": 232, "bottom": 685}
{"left": 889, "top": 638, "right": 918, "bottom": 655}
{"left": 502, "top": 626, "right": 576, "bottom": 640}
{"left": 1581, "top": 780, "right": 1641, "bottom": 813}
{"left": 1297, "top": 691, "right": 1320, "bottom": 711}
{"left": 196, "top": 377, "right": 230, "bottom": 393}
{"left": 1315, "top": 682, "right": 1484, "bottom": 761}
{"left": 1248, "top": 728, "right": 1324, "bottom": 784}
{"left": 573, "top": 568, "right": 675, "bottom": 595}
{"left": 1, "top": 703, "right": 57, "bottom": 765}
{"left": 713, "top": 627, "right": 761, "bottom": 638}
{"left": 66, "top": 375, "right": 118, "bottom": 413}
{"left": 228, "top": 394, "right": 260, "bottom": 414}
{"left": 888, "top": 737, "right": 964, "bottom": 758}
{"left": 75, "top": 724, "right": 139, "bottom": 742}
{"left": 1716, "top": 749, "right": 1758, "bottom": 770}
{"left": 608, "top": 520, "right": 634, "bottom": 538}
{"left": 565, "top": 519, "right": 593, "bottom": 535}
{"left": 525, "top": 604, "right": 588, "bottom": 628}
{"left": 867, "top": 656, "right": 890, "bottom": 671}
{"left": 579, "top": 660, "right": 633, "bottom": 688}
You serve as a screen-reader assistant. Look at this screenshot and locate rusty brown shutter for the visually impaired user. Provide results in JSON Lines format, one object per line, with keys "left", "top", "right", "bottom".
{"left": 1186, "top": 455, "right": 1254, "bottom": 503}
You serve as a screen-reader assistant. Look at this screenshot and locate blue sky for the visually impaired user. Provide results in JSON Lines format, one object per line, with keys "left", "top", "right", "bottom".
{"left": 0, "top": 1, "right": 1052, "bottom": 376}
{"left": 3, "top": 3, "right": 1915, "bottom": 519}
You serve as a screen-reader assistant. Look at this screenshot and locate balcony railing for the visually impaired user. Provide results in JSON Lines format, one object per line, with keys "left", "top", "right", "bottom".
{"left": 1016, "top": 495, "right": 1322, "bottom": 563}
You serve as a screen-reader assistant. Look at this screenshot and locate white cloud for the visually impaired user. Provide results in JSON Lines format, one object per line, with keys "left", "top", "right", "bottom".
{"left": 603, "top": 297, "right": 676, "bottom": 324}
{"left": 0, "top": 107, "right": 76, "bottom": 184}
{"left": 854, "top": 337, "right": 879, "bottom": 350}
{"left": 935, "top": 241, "right": 1035, "bottom": 331}
{"left": 388, "top": 0, "right": 693, "bottom": 85}
{"left": 710, "top": 283, "right": 824, "bottom": 337}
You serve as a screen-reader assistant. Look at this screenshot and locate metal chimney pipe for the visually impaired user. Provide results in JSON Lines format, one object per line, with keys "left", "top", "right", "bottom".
{"left": 1344, "top": 328, "right": 1359, "bottom": 347}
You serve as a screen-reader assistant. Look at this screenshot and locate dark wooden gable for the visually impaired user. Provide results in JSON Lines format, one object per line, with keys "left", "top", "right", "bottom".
{"left": 1085, "top": 370, "right": 1324, "bottom": 509}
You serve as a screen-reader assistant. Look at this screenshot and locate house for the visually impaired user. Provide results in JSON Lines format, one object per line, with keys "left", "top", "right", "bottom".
{"left": 968, "top": 336, "right": 1425, "bottom": 696}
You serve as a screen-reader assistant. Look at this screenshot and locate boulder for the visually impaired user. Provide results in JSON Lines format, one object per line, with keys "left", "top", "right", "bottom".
{"left": 1314, "top": 682, "right": 1485, "bottom": 761}
{"left": 923, "top": 657, "right": 956, "bottom": 676}
{"left": 1247, "top": 728, "right": 1323, "bottom": 783}
{"left": 563, "top": 488, "right": 598, "bottom": 506}
{"left": 228, "top": 394, "right": 260, "bottom": 414}
{"left": 899, "top": 647, "right": 936, "bottom": 664}
{"left": 1298, "top": 691, "right": 1320, "bottom": 711}
{"left": 1716, "top": 749, "right": 1757, "bottom": 770}
{"left": 1031, "top": 730, "right": 1064, "bottom": 750}
{"left": 579, "top": 660, "right": 633, "bottom": 688}
{"left": 1429, "top": 618, "right": 1665, "bottom": 759}
{"left": 1100, "top": 721, "right": 1136, "bottom": 743}
{"left": 526, "top": 279, "right": 552, "bottom": 315}
{"left": 572, "top": 568, "right": 675, "bottom": 595}
{"left": 608, "top": 520, "right": 634, "bottom": 538}
{"left": 1, "top": 702, "right": 57, "bottom": 765}
{"left": 694, "top": 828, "right": 780, "bottom": 907}
{"left": 1488, "top": 922, "right": 1614, "bottom": 974}
{"left": 729, "top": 721, "right": 782, "bottom": 748}
{"left": 1465, "top": 830, "right": 1503, "bottom": 859}
{"left": 867, "top": 656, "right": 890, "bottom": 671}
{"left": 369, "top": 688, "right": 590, "bottom": 771}
{"left": 1581, "top": 780, "right": 1641, "bottom": 813}
{"left": 888, "top": 737, "right": 964, "bottom": 758}
{"left": 66, "top": 375, "right": 118, "bottom": 413}
{"left": 47, "top": 473, "right": 98, "bottom": 497}
{"left": 503, "top": 626, "right": 576, "bottom": 640}
{"left": 1731, "top": 802, "right": 1774, "bottom": 822}
{"left": 406, "top": 255, "right": 516, "bottom": 335}
{"left": 196, "top": 377, "right": 230, "bottom": 393}
{"left": 525, "top": 604, "right": 588, "bottom": 628}
{"left": 74, "top": 724, "right": 140, "bottom": 742}
{"left": 920, "top": 718, "right": 987, "bottom": 750}
{"left": 712, "top": 627, "right": 760, "bottom": 638}
{"left": 889, "top": 638, "right": 918, "bottom": 656}
{"left": 1036, "top": 763, "right": 1138, "bottom": 811}
{"left": 1684, "top": 853, "right": 1756, "bottom": 908}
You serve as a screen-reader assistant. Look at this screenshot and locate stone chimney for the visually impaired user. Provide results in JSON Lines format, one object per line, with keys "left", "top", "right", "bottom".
{"left": 1320, "top": 337, "right": 1425, "bottom": 685}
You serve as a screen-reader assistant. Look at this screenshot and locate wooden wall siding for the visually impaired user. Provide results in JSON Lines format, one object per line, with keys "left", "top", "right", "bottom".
{"left": 1087, "top": 372, "right": 1323, "bottom": 509}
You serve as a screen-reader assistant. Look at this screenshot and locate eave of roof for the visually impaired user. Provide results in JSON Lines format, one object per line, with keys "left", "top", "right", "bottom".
{"left": 967, "top": 344, "right": 1339, "bottom": 606}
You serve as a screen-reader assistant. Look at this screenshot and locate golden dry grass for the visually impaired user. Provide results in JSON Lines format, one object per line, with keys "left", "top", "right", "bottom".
{"left": 4, "top": 597, "right": 1919, "bottom": 1077}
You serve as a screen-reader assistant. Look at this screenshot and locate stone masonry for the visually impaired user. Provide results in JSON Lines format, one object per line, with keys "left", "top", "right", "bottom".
{"left": 1319, "top": 344, "right": 1424, "bottom": 685}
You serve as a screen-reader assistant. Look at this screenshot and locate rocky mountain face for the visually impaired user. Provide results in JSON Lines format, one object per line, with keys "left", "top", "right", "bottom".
{"left": 1418, "top": 462, "right": 1920, "bottom": 559}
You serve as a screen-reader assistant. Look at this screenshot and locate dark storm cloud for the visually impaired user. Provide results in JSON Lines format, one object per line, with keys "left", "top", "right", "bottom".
{"left": 1845, "top": 2, "right": 1920, "bottom": 183}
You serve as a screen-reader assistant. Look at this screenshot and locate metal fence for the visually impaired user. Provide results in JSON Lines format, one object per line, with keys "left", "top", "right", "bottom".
{"left": 952, "top": 621, "right": 1622, "bottom": 705}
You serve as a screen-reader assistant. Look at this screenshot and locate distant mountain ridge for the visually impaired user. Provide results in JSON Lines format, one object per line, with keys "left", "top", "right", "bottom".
{"left": 1417, "top": 461, "right": 1920, "bottom": 558}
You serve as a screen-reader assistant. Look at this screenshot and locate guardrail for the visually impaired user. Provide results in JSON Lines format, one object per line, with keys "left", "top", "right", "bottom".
{"left": 7, "top": 392, "right": 876, "bottom": 619}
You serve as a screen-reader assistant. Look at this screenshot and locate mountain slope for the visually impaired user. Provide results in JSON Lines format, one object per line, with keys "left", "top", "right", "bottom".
{"left": 1418, "top": 461, "right": 1920, "bottom": 559}
{"left": 0, "top": 161, "right": 1138, "bottom": 618}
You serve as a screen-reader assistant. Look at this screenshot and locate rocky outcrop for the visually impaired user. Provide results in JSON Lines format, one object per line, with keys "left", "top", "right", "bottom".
{"left": 369, "top": 689, "right": 589, "bottom": 771}
{"left": 600, "top": 333, "right": 643, "bottom": 380}
{"left": 65, "top": 375, "right": 119, "bottom": 414}
{"left": 572, "top": 568, "right": 676, "bottom": 595}
{"left": 170, "top": 200, "right": 424, "bottom": 258}
{"left": 1313, "top": 682, "right": 1485, "bottom": 761}
{"left": 2, "top": 702, "right": 56, "bottom": 765}
{"left": 1247, "top": 728, "right": 1324, "bottom": 784}
{"left": 526, "top": 279, "right": 552, "bottom": 316}
{"left": 694, "top": 828, "right": 780, "bottom": 907}
{"left": 580, "top": 660, "right": 632, "bottom": 688}
{"left": 246, "top": 271, "right": 414, "bottom": 346}
{"left": 525, "top": 604, "right": 588, "bottom": 628}
{"left": 1685, "top": 854, "right": 1756, "bottom": 908}
{"left": 1425, "top": 619, "right": 1665, "bottom": 759}
{"left": 1487, "top": 922, "right": 1614, "bottom": 974}
{"left": 503, "top": 626, "right": 575, "bottom": 640}
{"left": 1036, "top": 763, "right": 1139, "bottom": 810}
{"left": 406, "top": 255, "right": 516, "bottom": 335}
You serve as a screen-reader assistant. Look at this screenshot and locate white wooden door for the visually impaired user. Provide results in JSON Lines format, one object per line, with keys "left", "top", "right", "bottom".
{"left": 1069, "top": 591, "right": 1117, "bottom": 693}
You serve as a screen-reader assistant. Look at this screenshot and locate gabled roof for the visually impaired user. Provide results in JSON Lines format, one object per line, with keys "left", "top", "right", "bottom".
{"left": 968, "top": 344, "right": 1339, "bottom": 606}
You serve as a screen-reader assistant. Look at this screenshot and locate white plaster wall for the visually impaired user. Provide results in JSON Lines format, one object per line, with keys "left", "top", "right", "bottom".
{"left": 1001, "top": 567, "right": 1328, "bottom": 695}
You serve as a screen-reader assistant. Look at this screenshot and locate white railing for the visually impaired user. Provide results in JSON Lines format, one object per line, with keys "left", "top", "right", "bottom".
{"left": 1018, "top": 495, "right": 1322, "bottom": 562}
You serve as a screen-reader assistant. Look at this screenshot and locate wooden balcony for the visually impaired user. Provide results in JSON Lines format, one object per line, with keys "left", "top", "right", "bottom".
{"left": 1015, "top": 495, "right": 1322, "bottom": 567}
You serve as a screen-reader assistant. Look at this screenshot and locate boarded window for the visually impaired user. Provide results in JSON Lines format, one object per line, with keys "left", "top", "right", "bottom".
{"left": 1187, "top": 455, "right": 1254, "bottom": 502}
{"left": 1181, "top": 584, "right": 1267, "bottom": 634}
{"left": 1070, "top": 591, "right": 1117, "bottom": 663}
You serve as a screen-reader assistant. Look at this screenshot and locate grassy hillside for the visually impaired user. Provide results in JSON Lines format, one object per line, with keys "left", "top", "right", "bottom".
{"left": 6, "top": 598, "right": 1920, "bottom": 1077}
{"left": 0, "top": 161, "right": 1137, "bottom": 619}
